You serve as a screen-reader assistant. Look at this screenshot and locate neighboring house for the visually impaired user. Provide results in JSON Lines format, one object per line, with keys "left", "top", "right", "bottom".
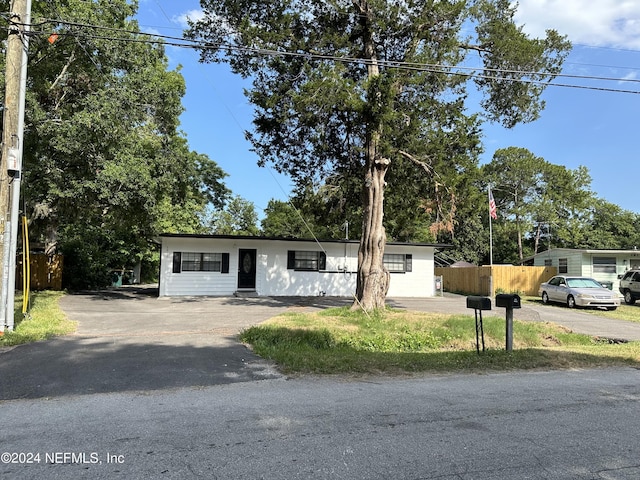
{"left": 157, "top": 233, "right": 447, "bottom": 297}
{"left": 530, "top": 248, "right": 640, "bottom": 290}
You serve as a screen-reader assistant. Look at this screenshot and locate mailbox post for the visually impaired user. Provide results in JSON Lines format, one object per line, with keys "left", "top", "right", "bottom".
{"left": 466, "top": 296, "right": 491, "bottom": 354}
{"left": 495, "top": 294, "right": 521, "bottom": 351}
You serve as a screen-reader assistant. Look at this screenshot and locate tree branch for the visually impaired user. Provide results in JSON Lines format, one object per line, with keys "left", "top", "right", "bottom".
{"left": 459, "top": 42, "right": 491, "bottom": 53}
{"left": 49, "top": 48, "right": 76, "bottom": 93}
{"left": 398, "top": 149, "right": 434, "bottom": 175}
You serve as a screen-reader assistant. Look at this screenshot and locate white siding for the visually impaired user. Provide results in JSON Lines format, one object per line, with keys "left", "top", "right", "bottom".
{"left": 533, "top": 249, "right": 582, "bottom": 276}
{"left": 159, "top": 237, "right": 238, "bottom": 296}
{"left": 532, "top": 248, "right": 640, "bottom": 292}
{"left": 159, "top": 236, "right": 436, "bottom": 298}
{"left": 566, "top": 252, "right": 584, "bottom": 276}
{"left": 386, "top": 244, "right": 435, "bottom": 297}
{"left": 258, "top": 240, "right": 356, "bottom": 296}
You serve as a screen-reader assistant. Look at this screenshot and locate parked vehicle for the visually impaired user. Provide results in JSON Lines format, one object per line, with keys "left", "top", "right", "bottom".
{"left": 538, "top": 275, "right": 620, "bottom": 310}
{"left": 618, "top": 269, "right": 640, "bottom": 305}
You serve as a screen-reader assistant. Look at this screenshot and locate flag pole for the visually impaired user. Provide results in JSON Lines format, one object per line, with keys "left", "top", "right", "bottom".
{"left": 488, "top": 186, "right": 494, "bottom": 266}
{"left": 488, "top": 185, "right": 496, "bottom": 298}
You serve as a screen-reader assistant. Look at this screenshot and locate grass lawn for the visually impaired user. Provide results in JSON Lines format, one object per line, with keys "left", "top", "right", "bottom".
{"left": 0, "top": 291, "right": 76, "bottom": 347}
{"left": 240, "top": 306, "right": 640, "bottom": 374}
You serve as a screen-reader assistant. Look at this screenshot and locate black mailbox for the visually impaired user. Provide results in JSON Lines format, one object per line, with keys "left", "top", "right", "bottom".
{"left": 466, "top": 296, "right": 492, "bottom": 311}
{"left": 467, "top": 296, "right": 491, "bottom": 354}
{"left": 496, "top": 293, "right": 521, "bottom": 309}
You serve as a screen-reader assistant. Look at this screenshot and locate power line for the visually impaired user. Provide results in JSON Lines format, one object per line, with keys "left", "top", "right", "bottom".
{"left": 135, "top": 17, "right": 640, "bottom": 81}
{"left": 8, "top": 16, "right": 637, "bottom": 95}
{"left": 572, "top": 42, "right": 640, "bottom": 54}
{"left": 9, "top": 14, "right": 640, "bottom": 101}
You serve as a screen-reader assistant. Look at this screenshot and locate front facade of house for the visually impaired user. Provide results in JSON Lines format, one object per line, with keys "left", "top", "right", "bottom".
{"left": 531, "top": 248, "right": 640, "bottom": 291}
{"left": 158, "top": 234, "right": 443, "bottom": 298}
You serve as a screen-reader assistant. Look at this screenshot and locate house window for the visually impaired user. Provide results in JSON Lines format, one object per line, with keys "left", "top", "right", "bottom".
{"left": 287, "top": 251, "right": 326, "bottom": 271}
{"left": 558, "top": 258, "right": 568, "bottom": 274}
{"left": 383, "top": 254, "right": 412, "bottom": 273}
{"left": 544, "top": 259, "right": 552, "bottom": 267}
{"left": 172, "top": 252, "right": 230, "bottom": 273}
{"left": 593, "top": 256, "right": 616, "bottom": 274}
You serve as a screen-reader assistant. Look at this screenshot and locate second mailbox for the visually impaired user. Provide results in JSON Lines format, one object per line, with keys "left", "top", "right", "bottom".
{"left": 466, "top": 295, "right": 492, "bottom": 310}
{"left": 495, "top": 293, "right": 521, "bottom": 309}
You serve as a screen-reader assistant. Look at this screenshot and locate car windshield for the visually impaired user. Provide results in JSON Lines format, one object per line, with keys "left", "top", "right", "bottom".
{"left": 566, "top": 278, "right": 603, "bottom": 289}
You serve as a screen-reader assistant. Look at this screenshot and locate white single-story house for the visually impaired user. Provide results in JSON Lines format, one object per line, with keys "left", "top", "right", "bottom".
{"left": 530, "top": 248, "right": 640, "bottom": 290}
{"left": 157, "top": 233, "right": 447, "bottom": 297}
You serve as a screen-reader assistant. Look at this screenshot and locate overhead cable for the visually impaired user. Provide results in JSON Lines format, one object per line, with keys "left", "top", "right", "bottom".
{"left": 8, "top": 16, "right": 640, "bottom": 95}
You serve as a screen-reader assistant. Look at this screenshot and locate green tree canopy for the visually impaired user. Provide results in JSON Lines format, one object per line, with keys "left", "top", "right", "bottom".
{"left": 479, "top": 148, "right": 640, "bottom": 263}
{"left": 482, "top": 147, "right": 547, "bottom": 262}
{"left": 1, "top": 0, "right": 230, "bottom": 287}
{"left": 208, "top": 196, "right": 260, "bottom": 235}
{"left": 261, "top": 199, "right": 311, "bottom": 238}
{"left": 187, "top": 0, "right": 570, "bottom": 309}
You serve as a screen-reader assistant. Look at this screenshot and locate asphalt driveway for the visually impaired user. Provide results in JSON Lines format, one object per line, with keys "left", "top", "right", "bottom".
{"left": 0, "top": 288, "right": 350, "bottom": 400}
{"left": 2, "top": 288, "right": 640, "bottom": 401}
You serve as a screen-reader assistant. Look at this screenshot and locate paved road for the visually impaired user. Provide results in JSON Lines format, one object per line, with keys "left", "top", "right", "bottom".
{"left": 2, "top": 368, "right": 639, "bottom": 479}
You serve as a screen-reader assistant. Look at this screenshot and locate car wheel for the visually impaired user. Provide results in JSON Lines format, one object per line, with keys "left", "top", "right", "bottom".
{"left": 567, "top": 295, "right": 576, "bottom": 309}
{"left": 624, "top": 291, "right": 636, "bottom": 305}
{"left": 541, "top": 292, "right": 549, "bottom": 304}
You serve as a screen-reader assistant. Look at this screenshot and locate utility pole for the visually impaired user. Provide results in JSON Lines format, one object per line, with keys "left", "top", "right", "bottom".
{"left": 1, "top": 0, "right": 31, "bottom": 331}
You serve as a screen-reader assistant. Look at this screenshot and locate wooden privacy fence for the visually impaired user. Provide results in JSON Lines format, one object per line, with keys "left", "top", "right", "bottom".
{"left": 435, "top": 265, "right": 557, "bottom": 297}
{"left": 16, "top": 254, "right": 64, "bottom": 291}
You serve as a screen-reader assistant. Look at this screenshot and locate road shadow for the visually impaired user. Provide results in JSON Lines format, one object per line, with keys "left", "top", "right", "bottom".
{"left": 65, "top": 285, "right": 160, "bottom": 301}
{"left": 0, "top": 335, "right": 280, "bottom": 401}
{"left": 66, "top": 287, "right": 354, "bottom": 310}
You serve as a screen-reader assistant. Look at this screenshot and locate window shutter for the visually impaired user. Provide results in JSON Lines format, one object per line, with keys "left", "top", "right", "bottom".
{"left": 287, "top": 251, "right": 295, "bottom": 269}
{"left": 172, "top": 252, "right": 182, "bottom": 273}
{"left": 319, "top": 252, "right": 326, "bottom": 271}
{"left": 221, "top": 253, "right": 230, "bottom": 274}
{"left": 405, "top": 254, "right": 412, "bottom": 272}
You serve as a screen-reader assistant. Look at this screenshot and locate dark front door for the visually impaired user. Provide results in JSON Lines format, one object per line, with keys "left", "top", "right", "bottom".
{"left": 237, "top": 249, "right": 257, "bottom": 289}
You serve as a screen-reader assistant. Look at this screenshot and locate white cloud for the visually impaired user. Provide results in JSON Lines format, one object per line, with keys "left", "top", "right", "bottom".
{"left": 620, "top": 71, "right": 639, "bottom": 83}
{"left": 512, "top": 0, "right": 640, "bottom": 49}
{"left": 173, "top": 9, "right": 205, "bottom": 28}
{"left": 141, "top": 26, "right": 161, "bottom": 36}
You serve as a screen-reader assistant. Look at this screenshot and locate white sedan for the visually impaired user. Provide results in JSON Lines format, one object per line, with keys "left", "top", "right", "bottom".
{"left": 538, "top": 275, "right": 620, "bottom": 310}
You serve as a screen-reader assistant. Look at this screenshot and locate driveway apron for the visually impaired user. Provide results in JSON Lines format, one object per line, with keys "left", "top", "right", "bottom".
{"left": 0, "top": 289, "right": 323, "bottom": 401}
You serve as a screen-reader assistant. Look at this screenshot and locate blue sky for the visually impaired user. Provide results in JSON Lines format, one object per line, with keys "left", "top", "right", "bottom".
{"left": 136, "top": 0, "right": 640, "bottom": 216}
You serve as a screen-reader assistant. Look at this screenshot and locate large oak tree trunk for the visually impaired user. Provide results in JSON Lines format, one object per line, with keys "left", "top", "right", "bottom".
{"left": 354, "top": 153, "right": 390, "bottom": 311}
{"left": 352, "top": 0, "right": 390, "bottom": 311}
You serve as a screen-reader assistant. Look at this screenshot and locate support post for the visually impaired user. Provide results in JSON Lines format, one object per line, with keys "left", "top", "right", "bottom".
{"left": 505, "top": 307, "right": 513, "bottom": 352}
{"left": 466, "top": 296, "right": 491, "bottom": 355}
{"left": 0, "top": 0, "right": 31, "bottom": 331}
{"left": 496, "top": 294, "right": 521, "bottom": 352}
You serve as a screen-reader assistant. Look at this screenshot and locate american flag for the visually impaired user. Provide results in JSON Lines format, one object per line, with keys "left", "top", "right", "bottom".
{"left": 489, "top": 189, "right": 497, "bottom": 220}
